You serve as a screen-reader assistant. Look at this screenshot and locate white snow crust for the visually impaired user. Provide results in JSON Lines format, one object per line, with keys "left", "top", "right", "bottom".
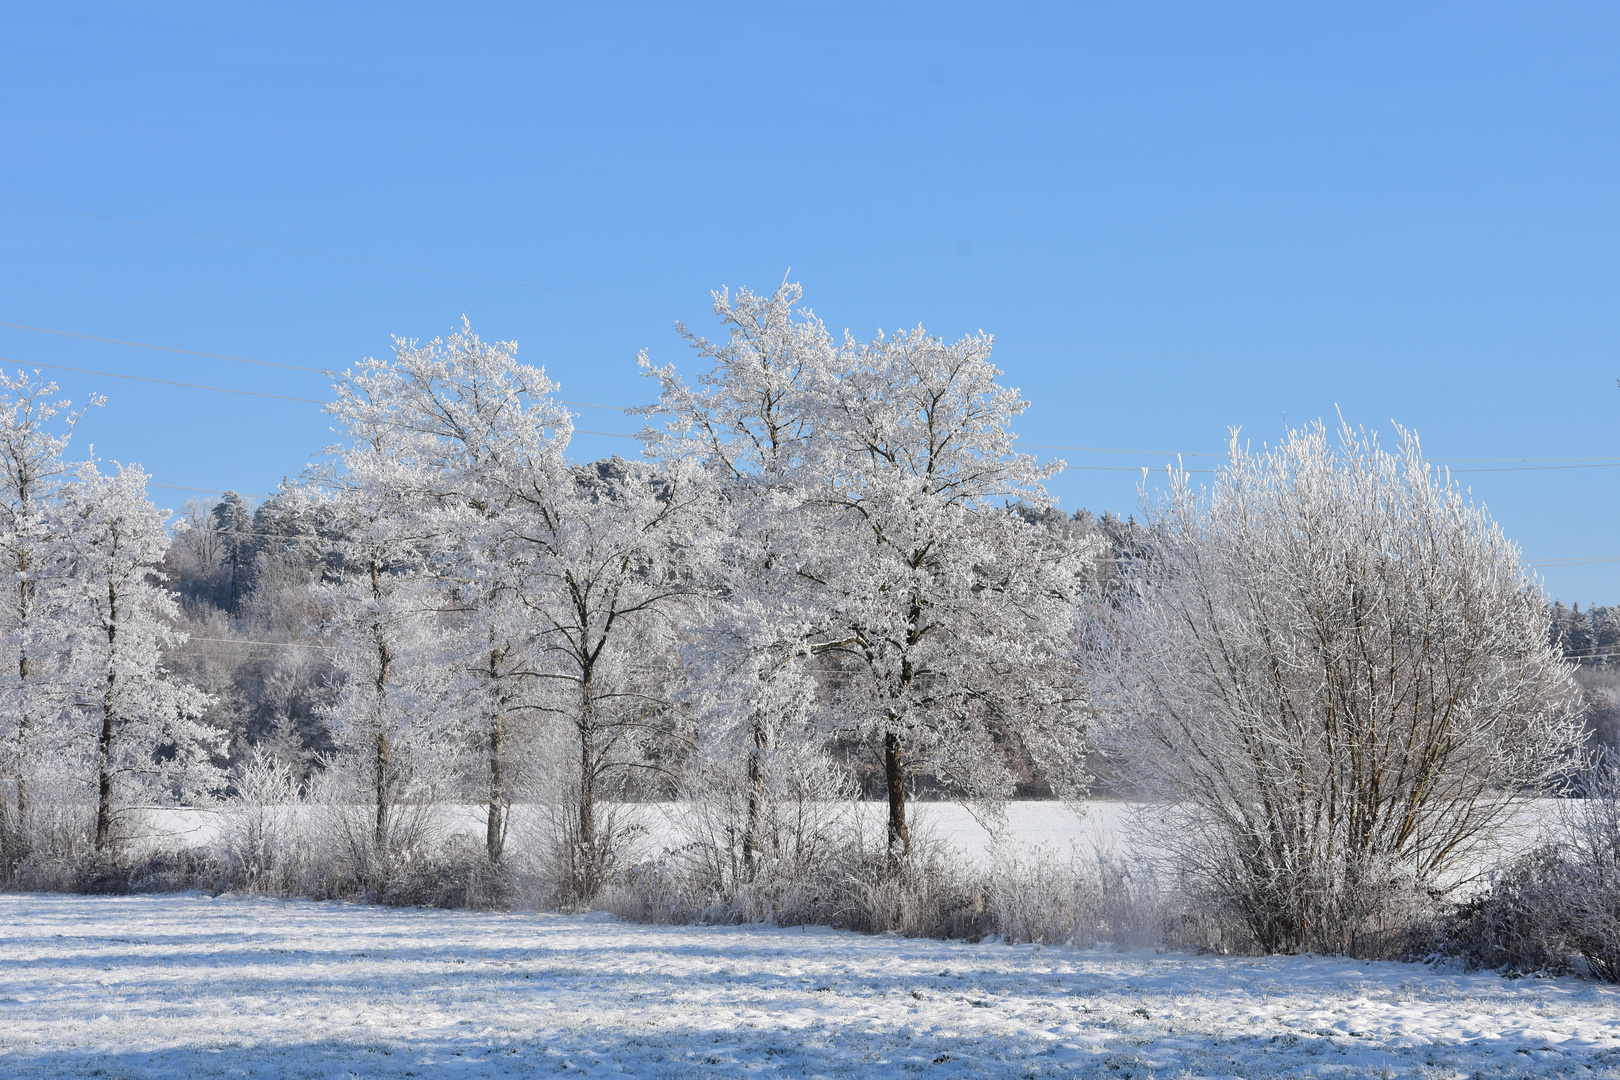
{"left": 3, "top": 894, "right": 1618, "bottom": 1078}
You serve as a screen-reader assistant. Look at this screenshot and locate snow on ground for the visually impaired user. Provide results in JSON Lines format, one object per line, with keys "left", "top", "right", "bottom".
{"left": 3, "top": 894, "right": 1617, "bottom": 1079}
{"left": 130, "top": 798, "right": 1559, "bottom": 871}
{"left": 130, "top": 801, "right": 1128, "bottom": 865}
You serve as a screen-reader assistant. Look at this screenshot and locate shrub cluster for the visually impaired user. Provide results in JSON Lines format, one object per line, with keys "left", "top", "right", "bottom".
{"left": 1437, "top": 765, "right": 1620, "bottom": 981}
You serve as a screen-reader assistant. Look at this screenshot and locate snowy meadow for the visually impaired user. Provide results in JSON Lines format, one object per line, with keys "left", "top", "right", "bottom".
{"left": 5, "top": 892, "right": 1620, "bottom": 1080}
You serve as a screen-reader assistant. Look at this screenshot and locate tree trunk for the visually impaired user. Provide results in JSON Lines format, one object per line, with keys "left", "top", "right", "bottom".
{"left": 15, "top": 640, "right": 29, "bottom": 849}
{"left": 486, "top": 709, "right": 506, "bottom": 863}
{"left": 373, "top": 731, "right": 389, "bottom": 847}
{"left": 884, "top": 730, "right": 908, "bottom": 857}
{"left": 95, "top": 701, "right": 116, "bottom": 852}
{"left": 575, "top": 667, "right": 597, "bottom": 901}
{"left": 740, "top": 709, "right": 768, "bottom": 879}
{"left": 95, "top": 581, "right": 119, "bottom": 854}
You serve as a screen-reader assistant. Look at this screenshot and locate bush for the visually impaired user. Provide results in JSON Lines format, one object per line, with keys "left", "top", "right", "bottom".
{"left": 603, "top": 794, "right": 1188, "bottom": 950}
{"left": 1439, "top": 763, "right": 1620, "bottom": 980}
{"left": 1081, "top": 422, "right": 1584, "bottom": 956}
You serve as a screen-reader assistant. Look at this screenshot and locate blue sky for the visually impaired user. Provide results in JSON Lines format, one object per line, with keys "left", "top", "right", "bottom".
{"left": 2, "top": 3, "right": 1616, "bottom": 600}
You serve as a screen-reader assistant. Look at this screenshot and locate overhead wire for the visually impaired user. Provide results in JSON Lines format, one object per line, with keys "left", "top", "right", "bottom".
{"left": 0, "top": 321, "right": 333, "bottom": 374}
{"left": 8, "top": 196, "right": 1618, "bottom": 380}
{"left": 0, "top": 356, "right": 325, "bottom": 404}
{"left": 0, "top": 196, "right": 706, "bottom": 313}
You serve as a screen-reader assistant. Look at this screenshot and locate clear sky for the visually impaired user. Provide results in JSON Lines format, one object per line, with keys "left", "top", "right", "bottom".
{"left": 2, "top": 3, "right": 1616, "bottom": 600}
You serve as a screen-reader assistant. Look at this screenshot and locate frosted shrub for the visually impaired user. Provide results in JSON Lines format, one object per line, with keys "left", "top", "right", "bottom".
{"left": 632, "top": 749, "right": 856, "bottom": 923}
{"left": 984, "top": 842, "right": 1165, "bottom": 948}
{"left": 1445, "top": 759, "right": 1620, "bottom": 980}
{"left": 215, "top": 747, "right": 305, "bottom": 895}
{"left": 605, "top": 796, "right": 1188, "bottom": 948}
{"left": 2, "top": 778, "right": 95, "bottom": 891}
{"left": 1083, "top": 421, "right": 1584, "bottom": 956}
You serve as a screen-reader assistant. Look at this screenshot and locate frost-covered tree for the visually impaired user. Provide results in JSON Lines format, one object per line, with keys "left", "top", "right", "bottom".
{"left": 0, "top": 372, "right": 97, "bottom": 867}
{"left": 499, "top": 454, "right": 712, "bottom": 903}
{"left": 211, "top": 491, "right": 254, "bottom": 613}
{"left": 639, "top": 282, "right": 835, "bottom": 876}
{"left": 807, "top": 322, "right": 1092, "bottom": 855}
{"left": 317, "top": 363, "right": 456, "bottom": 863}
{"left": 62, "top": 463, "right": 217, "bottom": 852}
{"left": 645, "top": 286, "right": 1094, "bottom": 860}
{"left": 363, "top": 322, "right": 572, "bottom": 863}
{"left": 1081, "top": 421, "right": 1585, "bottom": 955}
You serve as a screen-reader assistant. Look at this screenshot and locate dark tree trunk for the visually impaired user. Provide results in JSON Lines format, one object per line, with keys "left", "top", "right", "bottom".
{"left": 95, "top": 702, "right": 116, "bottom": 852}
{"left": 884, "top": 730, "right": 908, "bottom": 857}
{"left": 575, "top": 665, "right": 598, "bottom": 902}
{"left": 94, "top": 581, "right": 119, "bottom": 854}
{"left": 740, "top": 710, "right": 768, "bottom": 878}
{"left": 486, "top": 709, "right": 506, "bottom": 863}
{"left": 373, "top": 731, "right": 389, "bottom": 846}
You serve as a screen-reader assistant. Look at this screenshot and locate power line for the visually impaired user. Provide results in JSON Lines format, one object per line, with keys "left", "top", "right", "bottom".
{"left": 1023, "top": 441, "right": 1224, "bottom": 458}
{"left": 0, "top": 321, "right": 333, "bottom": 374}
{"left": 15, "top": 197, "right": 1618, "bottom": 383}
{"left": 1433, "top": 455, "right": 1620, "bottom": 463}
{"left": 152, "top": 484, "right": 272, "bottom": 499}
{"left": 1, "top": 356, "right": 325, "bottom": 404}
{"left": 1449, "top": 462, "right": 1620, "bottom": 474}
{"left": 0, "top": 320, "right": 629, "bottom": 412}
{"left": 996, "top": 339, "right": 1613, "bottom": 379}
{"left": 0, "top": 196, "right": 705, "bottom": 313}
{"left": 1527, "top": 556, "right": 1620, "bottom": 567}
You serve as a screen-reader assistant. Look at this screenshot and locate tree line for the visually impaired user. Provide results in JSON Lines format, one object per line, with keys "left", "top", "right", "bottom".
{"left": 0, "top": 281, "right": 1602, "bottom": 959}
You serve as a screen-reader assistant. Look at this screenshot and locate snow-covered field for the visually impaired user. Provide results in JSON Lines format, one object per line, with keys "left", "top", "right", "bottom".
{"left": 3, "top": 893, "right": 1617, "bottom": 1079}
{"left": 130, "top": 800, "right": 1132, "bottom": 864}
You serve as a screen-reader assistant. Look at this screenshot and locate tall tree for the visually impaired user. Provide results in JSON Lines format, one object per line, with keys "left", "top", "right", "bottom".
{"left": 805, "top": 323, "right": 1092, "bottom": 854}
{"left": 317, "top": 364, "right": 449, "bottom": 866}
{"left": 0, "top": 372, "right": 95, "bottom": 868}
{"left": 364, "top": 321, "right": 572, "bottom": 863}
{"left": 638, "top": 282, "right": 833, "bottom": 875}
{"left": 211, "top": 492, "right": 254, "bottom": 613}
{"left": 63, "top": 463, "right": 217, "bottom": 853}
{"left": 500, "top": 453, "right": 712, "bottom": 903}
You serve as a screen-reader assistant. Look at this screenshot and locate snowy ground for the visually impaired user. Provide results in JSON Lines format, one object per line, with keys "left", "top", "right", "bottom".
{"left": 133, "top": 798, "right": 1559, "bottom": 871}
{"left": 131, "top": 801, "right": 1131, "bottom": 864}
{"left": 3, "top": 894, "right": 1617, "bottom": 1079}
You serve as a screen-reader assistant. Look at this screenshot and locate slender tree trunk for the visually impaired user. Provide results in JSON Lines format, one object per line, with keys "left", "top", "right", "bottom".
{"left": 95, "top": 703, "right": 116, "bottom": 851}
{"left": 94, "top": 582, "right": 119, "bottom": 853}
{"left": 486, "top": 705, "right": 506, "bottom": 863}
{"left": 373, "top": 731, "right": 389, "bottom": 846}
{"left": 8, "top": 574, "right": 32, "bottom": 863}
{"left": 575, "top": 666, "right": 597, "bottom": 900}
{"left": 884, "top": 730, "right": 908, "bottom": 857}
{"left": 740, "top": 709, "right": 767, "bottom": 879}
{"left": 369, "top": 557, "right": 392, "bottom": 852}
{"left": 15, "top": 653, "right": 28, "bottom": 835}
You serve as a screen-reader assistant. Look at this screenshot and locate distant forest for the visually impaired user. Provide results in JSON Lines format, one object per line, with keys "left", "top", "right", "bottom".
{"left": 1550, "top": 601, "right": 1620, "bottom": 667}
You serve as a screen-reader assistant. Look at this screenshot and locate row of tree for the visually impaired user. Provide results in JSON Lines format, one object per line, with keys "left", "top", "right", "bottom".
{"left": 0, "top": 282, "right": 1596, "bottom": 953}
{"left": 0, "top": 284, "right": 1109, "bottom": 896}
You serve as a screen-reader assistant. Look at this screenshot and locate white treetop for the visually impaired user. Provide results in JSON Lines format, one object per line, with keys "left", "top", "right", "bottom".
{"left": 644, "top": 283, "right": 1095, "bottom": 859}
